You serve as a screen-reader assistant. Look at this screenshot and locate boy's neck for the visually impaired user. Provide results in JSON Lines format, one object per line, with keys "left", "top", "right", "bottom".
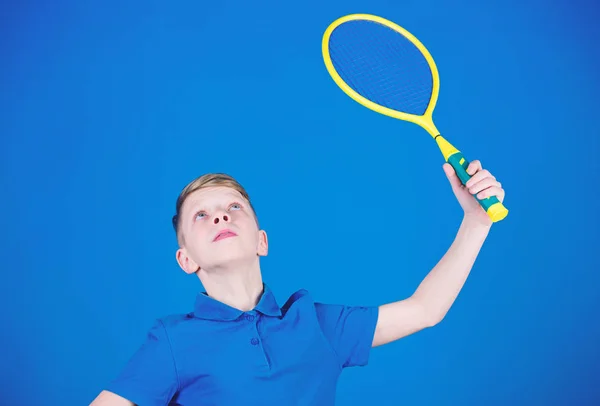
{"left": 197, "top": 261, "right": 264, "bottom": 312}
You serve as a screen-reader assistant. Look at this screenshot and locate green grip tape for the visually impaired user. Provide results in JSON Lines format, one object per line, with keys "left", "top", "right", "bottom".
{"left": 447, "top": 152, "right": 508, "bottom": 222}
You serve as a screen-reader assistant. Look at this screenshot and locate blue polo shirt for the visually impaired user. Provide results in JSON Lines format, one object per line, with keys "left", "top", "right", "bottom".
{"left": 106, "top": 284, "right": 379, "bottom": 405}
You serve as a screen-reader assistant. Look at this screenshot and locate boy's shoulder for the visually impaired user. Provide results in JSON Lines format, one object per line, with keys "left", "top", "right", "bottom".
{"left": 152, "top": 312, "right": 197, "bottom": 333}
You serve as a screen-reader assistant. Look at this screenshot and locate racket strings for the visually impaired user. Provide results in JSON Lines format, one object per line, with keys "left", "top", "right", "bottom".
{"left": 328, "top": 20, "right": 434, "bottom": 116}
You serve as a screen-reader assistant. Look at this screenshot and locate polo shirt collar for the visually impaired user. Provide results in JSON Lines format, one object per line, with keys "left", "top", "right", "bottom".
{"left": 193, "top": 283, "right": 282, "bottom": 321}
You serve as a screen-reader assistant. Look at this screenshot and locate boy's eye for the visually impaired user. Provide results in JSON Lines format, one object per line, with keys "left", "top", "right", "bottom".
{"left": 229, "top": 203, "right": 242, "bottom": 211}
{"left": 195, "top": 212, "right": 207, "bottom": 221}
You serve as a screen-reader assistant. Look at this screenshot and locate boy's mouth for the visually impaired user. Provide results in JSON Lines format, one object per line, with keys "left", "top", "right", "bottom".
{"left": 213, "top": 229, "right": 237, "bottom": 242}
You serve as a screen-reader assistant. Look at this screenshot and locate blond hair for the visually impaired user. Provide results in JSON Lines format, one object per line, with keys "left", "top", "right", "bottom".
{"left": 172, "top": 173, "right": 258, "bottom": 245}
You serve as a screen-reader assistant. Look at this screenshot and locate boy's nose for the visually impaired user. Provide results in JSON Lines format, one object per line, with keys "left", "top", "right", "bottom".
{"left": 213, "top": 215, "right": 229, "bottom": 224}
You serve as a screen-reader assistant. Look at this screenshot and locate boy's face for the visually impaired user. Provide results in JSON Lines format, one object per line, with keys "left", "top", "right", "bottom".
{"left": 175, "top": 186, "right": 268, "bottom": 274}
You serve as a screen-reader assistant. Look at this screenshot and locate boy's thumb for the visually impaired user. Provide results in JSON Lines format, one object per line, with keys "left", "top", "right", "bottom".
{"left": 443, "top": 163, "right": 464, "bottom": 190}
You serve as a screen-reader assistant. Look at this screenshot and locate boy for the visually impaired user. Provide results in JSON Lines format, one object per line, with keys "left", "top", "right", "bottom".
{"left": 91, "top": 161, "right": 505, "bottom": 405}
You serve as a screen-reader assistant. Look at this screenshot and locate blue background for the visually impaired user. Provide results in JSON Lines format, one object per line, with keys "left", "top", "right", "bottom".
{"left": 1, "top": 0, "right": 599, "bottom": 405}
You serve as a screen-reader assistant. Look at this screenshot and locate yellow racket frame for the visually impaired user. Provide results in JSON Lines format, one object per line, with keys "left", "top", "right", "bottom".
{"left": 322, "top": 13, "right": 508, "bottom": 222}
{"left": 323, "top": 14, "right": 441, "bottom": 137}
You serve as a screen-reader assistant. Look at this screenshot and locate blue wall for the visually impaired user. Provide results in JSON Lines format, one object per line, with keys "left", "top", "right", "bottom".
{"left": 1, "top": 0, "right": 598, "bottom": 404}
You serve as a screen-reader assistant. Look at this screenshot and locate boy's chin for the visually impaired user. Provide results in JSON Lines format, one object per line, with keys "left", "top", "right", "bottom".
{"left": 208, "top": 251, "right": 258, "bottom": 268}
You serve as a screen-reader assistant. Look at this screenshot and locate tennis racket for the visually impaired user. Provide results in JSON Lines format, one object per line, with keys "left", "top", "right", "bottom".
{"left": 322, "top": 14, "right": 508, "bottom": 222}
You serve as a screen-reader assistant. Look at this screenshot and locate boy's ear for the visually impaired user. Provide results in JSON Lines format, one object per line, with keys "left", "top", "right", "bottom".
{"left": 257, "top": 230, "right": 268, "bottom": 256}
{"left": 176, "top": 248, "right": 200, "bottom": 274}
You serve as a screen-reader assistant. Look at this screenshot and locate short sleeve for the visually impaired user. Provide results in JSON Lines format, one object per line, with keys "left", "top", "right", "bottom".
{"left": 314, "top": 303, "right": 379, "bottom": 368}
{"left": 106, "top": 320, "right": 179, "bottom": 406}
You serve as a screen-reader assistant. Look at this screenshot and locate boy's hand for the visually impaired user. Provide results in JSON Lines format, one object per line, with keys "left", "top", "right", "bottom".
{"left": 443, "top": 160, "right": 505, "bottom": 227}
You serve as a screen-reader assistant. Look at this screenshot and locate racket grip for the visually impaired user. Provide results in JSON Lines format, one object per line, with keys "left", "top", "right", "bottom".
{"left": 447, "top": 152, "right": 509, "bottom": 222}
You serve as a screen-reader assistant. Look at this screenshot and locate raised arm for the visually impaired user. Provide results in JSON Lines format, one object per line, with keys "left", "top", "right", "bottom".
{"left": 372, "top": 160, "right": 505, "bottom": 347}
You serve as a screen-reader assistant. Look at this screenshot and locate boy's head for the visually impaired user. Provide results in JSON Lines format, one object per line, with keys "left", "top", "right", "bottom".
{"left": 172, "top": 173, "right": 268, "bottom": 275}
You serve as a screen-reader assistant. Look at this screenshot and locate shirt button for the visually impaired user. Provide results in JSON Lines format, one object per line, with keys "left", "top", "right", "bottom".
{"left": 246, "top": 315, "right": 255, "bottom": 322}
{"left": 250, "top": 338, "right": 259, "bottom": 346}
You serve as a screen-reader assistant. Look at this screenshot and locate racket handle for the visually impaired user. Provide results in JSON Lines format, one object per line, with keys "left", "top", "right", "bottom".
{"left": 435, "top": 135, "right": 508, "bottom": 222}
{"left": 447, "top": 151, "right": 508, "bottom": 222}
